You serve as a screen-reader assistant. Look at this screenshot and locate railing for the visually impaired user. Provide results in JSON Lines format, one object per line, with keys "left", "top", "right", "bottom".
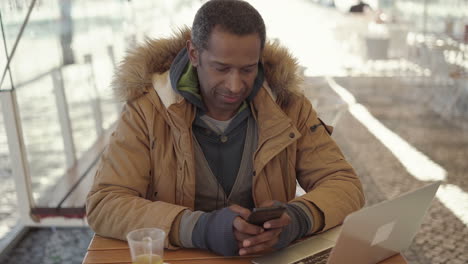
{"left": 0, "top": 51, "right": 120, "bottom": 226}
{"left": 0, "top": 0, "right": 132, "bottom": 232}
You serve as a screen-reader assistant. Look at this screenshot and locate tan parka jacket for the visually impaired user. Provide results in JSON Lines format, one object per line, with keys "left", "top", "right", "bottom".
{"left": 86, "top": 29, "right": 365, "bottom": 248}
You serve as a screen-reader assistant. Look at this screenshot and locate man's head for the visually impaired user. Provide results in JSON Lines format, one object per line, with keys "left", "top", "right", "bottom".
{"left": 187, "top": 0, "right": 266, "bottom": 121}
{"left": 191, "top": 0, "right": 266, "bottom": 52}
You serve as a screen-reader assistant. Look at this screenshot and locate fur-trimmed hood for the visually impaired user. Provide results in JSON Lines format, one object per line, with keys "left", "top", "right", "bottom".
{"left": 112, "top": 27, "right": 302, "bottom": 107}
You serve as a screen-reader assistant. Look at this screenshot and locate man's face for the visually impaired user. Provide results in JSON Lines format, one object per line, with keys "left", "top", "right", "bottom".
{"left": 188, "top": 26, "right": 261, "bottom": 121}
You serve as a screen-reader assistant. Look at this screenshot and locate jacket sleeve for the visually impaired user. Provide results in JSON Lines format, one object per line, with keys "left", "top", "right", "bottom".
{"left": 86, "top": 100, "right": 187, "bottom": 248}
{"left": 291, "top": 96, "right": 365, "bottom": 233}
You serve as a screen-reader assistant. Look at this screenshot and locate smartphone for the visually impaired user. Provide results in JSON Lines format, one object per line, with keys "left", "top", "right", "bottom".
{"left": 247, "top": 205, "right": 286, "bottom": 227}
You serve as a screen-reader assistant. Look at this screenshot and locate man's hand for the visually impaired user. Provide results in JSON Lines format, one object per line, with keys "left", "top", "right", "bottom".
{"left": 229, "top": 205, "right": 263, "bottom": 249}
{"left": 230, "top": 202, "right": 291, "bottom": 256}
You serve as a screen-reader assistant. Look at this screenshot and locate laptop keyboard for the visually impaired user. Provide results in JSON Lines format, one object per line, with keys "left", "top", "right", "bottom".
{"left": 291, "top": 247, "right": 333, "bottom": 264}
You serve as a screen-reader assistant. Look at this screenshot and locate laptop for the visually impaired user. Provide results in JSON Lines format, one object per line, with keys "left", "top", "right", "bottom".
{"left": 252, "top": 181, "right": 441, "bottom": 264}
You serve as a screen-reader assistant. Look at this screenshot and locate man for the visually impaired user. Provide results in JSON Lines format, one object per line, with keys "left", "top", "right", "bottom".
{"left": 86, "top": 0, "right": 364, "bottom": 257}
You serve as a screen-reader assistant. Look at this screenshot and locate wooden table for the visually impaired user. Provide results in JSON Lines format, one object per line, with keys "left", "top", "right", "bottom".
{"left": 83, "top": 235, "right": 407, "bottom": 264}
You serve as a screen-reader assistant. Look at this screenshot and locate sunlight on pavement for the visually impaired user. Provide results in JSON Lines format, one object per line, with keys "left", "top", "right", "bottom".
{"left": 326, "top": 77, "right": 446, "bottom": 182}
{"left": 437, "top": 184, "right": 468, "bottom": 225}
{"left": 326, "top": 76, "right": 468, "bottom": 225}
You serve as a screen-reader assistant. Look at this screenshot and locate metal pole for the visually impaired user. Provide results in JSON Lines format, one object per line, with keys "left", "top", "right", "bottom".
{"left": 0, "top": 90, "right": 37, "bottom": 225}
{"left": 84, "top": 54, "right": 104, "bottom": 137}
{"left": 104, "top": 45, "right": 123, "bottom": 115}
{"left": 52, "top": 68, "right": 77, "bottom": 168}
{"left": 107, "top": 45, "right": 116, "bottom": 67}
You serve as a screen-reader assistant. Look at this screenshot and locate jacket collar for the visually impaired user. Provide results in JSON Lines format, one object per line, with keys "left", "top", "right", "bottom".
{"left": 112, "top": 27, "right": 302, "bottom": 109}
{"left": 148, "top": 72, "right": 298, "bottom": 143}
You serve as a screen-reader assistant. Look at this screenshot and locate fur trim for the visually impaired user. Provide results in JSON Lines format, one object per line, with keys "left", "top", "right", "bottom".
{"left": 262, "top": 39, "right": 302, "bottom": 107}
{"left": 113, "top": 27, "right": 302, "bottom": 107}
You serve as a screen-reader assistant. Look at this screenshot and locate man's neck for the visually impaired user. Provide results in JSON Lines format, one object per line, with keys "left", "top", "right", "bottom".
{"left": 205, "top": 110, "right": 237, "bottom": 121}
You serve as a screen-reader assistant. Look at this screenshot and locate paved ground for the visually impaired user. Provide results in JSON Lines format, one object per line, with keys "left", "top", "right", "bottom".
{"left": 0, "top": 228, "right": 93, "bottom": 264}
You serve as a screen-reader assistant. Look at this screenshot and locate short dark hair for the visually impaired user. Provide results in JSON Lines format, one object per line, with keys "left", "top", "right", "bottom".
{"left": 191, "top": 0, "right": 266, "bottom": 51}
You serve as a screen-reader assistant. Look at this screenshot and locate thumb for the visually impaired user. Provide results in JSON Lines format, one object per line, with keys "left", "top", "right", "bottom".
{"left": 229, "top": 204, "right": 251, "bottom": 220}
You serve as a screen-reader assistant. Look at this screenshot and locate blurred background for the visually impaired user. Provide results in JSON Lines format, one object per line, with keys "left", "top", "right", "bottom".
{"left": 0, "top": 0, "right": 467, "bottom": 263}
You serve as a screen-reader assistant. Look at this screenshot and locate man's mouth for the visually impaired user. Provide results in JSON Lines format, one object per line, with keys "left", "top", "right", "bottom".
{"left": 220, "top": 94, "right": 241, "bottom": 104}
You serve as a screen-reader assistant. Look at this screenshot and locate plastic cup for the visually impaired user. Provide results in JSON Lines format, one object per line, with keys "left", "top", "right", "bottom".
{"left": 127, "top": 228, "right": 166, "bottom": 264}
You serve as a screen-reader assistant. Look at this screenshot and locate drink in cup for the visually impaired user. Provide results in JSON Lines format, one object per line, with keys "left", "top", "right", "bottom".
{"left": 127, "top": 228, "right": 165, "bottom": 264}
{"left": 132, "top": 254, "right": 163, "bottom": 264}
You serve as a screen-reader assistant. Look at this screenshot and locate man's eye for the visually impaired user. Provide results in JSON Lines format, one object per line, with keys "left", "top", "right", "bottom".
{"left": 242, "top": 68, "right": 254, "bottom": 74}
{"left": 216, "top": 67, "right": 229, "bottom": 72}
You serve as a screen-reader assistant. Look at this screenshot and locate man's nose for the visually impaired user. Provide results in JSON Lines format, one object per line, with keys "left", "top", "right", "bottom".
{"left": 227, "top": 71, "right": 243, "bottom": 94}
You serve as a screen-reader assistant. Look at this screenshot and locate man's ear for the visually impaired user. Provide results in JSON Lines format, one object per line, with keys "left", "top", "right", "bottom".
{"left": 186, "top": 40, "right": 199, "bottom": 67}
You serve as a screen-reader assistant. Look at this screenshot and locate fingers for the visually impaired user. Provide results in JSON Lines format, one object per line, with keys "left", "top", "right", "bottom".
{"left": 239, "top": 241, "right": 277, "bottom": 255}
{"left": 233, "top": 216, "right": 264, "bottom": 236}
{"left": 234, "top": 201, "right": 292, "bottom": 256}
{"left": 239, "top": 229, "right": 282, "bottom": 256}
{"left": 229, "top": 204, "right": 251, "bottom": 220}
{"left": 242, "top": 228, "right": 282, "bottom": 248}
{"left": 234, "top": 229, "right": 252, "bottom": 242}
{"left": 263, "top": 212, "right": 291, "bottom": 229}
{"left": 238, "top": 241, "right": 243, "bottom": 249}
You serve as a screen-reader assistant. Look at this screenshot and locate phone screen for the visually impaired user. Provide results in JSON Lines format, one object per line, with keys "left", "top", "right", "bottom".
{"left": 247, "top": 205, "right": 286, "bottom": 226}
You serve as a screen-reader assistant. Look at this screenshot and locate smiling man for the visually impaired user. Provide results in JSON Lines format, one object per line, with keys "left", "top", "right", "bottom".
{"left": 86, "top": 0, "right": 365, "bottom": 257}
{"left": 189, "top": 26, "right": 261, "bottom": 121}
